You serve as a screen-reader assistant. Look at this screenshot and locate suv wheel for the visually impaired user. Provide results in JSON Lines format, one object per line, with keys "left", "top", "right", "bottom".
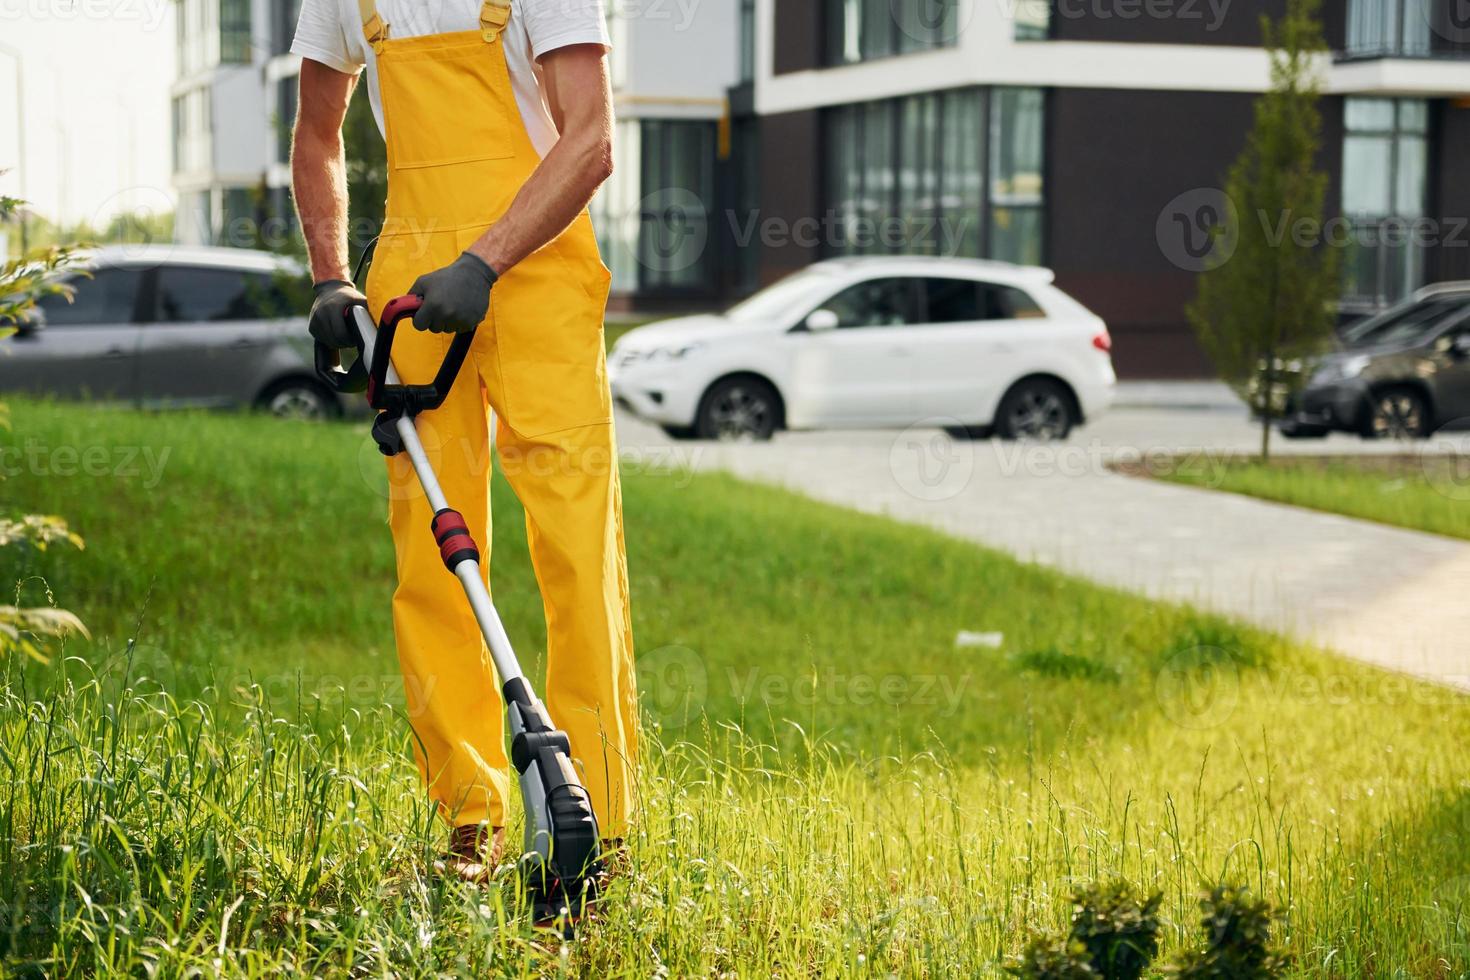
{"left": 260, "top": 379, "right": 340, "bottom": 421}
{"left": 1364, "top": 386, "right": 1430, "bottom": 440}
{"left": 994, "top": 378, "right": 1074, "bottom": 441}
{"left": 696, "top": 377, "right": 779, "bottom": 442}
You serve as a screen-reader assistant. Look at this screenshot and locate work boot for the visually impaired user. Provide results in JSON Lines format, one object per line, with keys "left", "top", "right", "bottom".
{"left": 433, "top": 824, "right": 505, "bottom": 884}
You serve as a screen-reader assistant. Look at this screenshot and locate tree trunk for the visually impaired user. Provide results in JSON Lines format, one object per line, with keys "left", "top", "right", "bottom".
{"left": 1260, "top": 353, "right": 1275, "bottom": 462}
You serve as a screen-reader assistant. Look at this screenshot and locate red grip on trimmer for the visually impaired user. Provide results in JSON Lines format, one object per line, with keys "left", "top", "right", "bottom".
{"left": 431, "top": 508, "right": 480, "bottom": 570}
{"left": 381, "top": 293, "right": 423, "bottom": 327}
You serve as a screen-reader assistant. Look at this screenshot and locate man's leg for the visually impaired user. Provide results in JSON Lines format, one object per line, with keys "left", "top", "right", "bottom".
{"left": 494, "top": 418, "right": 639, "bottom": 839}
{"left": 382, "top": 324, "right": 510, "bottom": 831}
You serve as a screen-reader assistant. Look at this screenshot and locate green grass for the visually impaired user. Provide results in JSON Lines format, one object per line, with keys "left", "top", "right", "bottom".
{"left": 2, "top": 400, "right": 1469, "bottom": 976}
{"left": 1144, "top": 454, "right": 1470, "bottom": 541}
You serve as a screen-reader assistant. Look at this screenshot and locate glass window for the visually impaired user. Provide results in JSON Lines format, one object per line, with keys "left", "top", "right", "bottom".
{"left": 940, "top": 88, "right": 984, "bottom": 257}
{"left": 922, "top": 278, "right": 981, "bottom": 323}
{"left": 983, "top": 284, "right": 1045, "bottom": 320}
{"left": 1341, "top": 97, "right": 1430, "bottom": 307}
{"left": 636, "top": 119, "right": 715, "bottom": 291}
{"left": 1014, "top": 0, "right": 1050, "bottom": 40}
{"left": 273, "top": 0, "right": 301, "bottom": 55}
{"left": 818, "top": 277, "right": 919, "bottom": 328}
{"left": 989, "top": 88, "right": 1045, "bottom": 265}
{"left": 35, "top": 268, "right": 143, "bottom": 326}
{"left": 825, "top": 0, "right": 956, "bottom": 65}
{"left": 822, "top": 87, "right": 1044, "bottom": 265}
{"left": 276, "top": 76, "right": 297, "bottom": 166}
{"left": 1346, "top": 0, "right": 1432, "bottom": 57}
{"left": 739, "top": 0, "right": 755, "bottom": 82}
{"left": 898, "top": 94, "right": 941, "bottom": 255}
{"left": 220, "top": 0, "right": 252, "bottom": 62}
{"left": 154, "top": 267, "right": 271, "bottom": 322}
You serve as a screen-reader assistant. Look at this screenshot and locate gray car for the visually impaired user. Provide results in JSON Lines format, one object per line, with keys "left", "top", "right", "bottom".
{"left": 1284, "top": 282, "right": 1470, "bottom": 439}
{"left": 0, "top": 245, "right": 354, "bottom": 419}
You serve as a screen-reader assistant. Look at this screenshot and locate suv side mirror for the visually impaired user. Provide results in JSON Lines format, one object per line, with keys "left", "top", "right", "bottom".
{"left": 804, "top": 309, "right": 839, "bottom": 332}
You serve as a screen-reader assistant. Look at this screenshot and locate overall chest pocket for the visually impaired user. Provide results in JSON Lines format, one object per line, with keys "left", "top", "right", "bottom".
{"left": 378, "top": 42, "right": 518, "bottom": 170}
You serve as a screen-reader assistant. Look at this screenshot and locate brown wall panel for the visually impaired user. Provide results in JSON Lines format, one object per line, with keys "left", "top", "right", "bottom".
{"left": 773, "top": 0, "right": 823, "bottom": 74}
{"left": 754, "top": 109, "right": 822, "bottom": 284}
{"left": 1430, "top": 100, "right": 1470, "bottom": 283}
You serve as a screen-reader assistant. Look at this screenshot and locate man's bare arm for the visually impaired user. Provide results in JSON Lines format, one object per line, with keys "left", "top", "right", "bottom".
{"left": 464, "top": 44, "right": 614, "bottom": 275}
{"left": 292, "top": 59, "right": 358, "bottom": 284}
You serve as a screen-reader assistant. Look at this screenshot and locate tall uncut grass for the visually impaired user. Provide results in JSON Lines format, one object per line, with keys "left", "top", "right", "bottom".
{"left": 1, "top": 400, "right": 1468, "bottom": 976}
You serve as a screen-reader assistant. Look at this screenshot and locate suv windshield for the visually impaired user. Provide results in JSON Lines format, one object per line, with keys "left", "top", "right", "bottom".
{"left": 1344, "top": 294, "right": 1470, "bottom": 349}
{"left": 725, "top": 269, "right": 841, "bottom": 323}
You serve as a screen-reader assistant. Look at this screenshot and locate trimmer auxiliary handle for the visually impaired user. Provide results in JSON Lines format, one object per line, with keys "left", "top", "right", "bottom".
{"left": 316, "top": 297, "right": 602, "bottom": 928}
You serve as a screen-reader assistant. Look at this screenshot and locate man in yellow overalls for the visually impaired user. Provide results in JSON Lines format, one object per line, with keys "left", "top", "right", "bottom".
{"left": 289, "top": 0, "right": 637, "bottom": 879}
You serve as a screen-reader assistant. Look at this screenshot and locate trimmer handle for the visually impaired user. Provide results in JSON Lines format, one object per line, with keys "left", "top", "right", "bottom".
{"left": 313, "top": 294, "right": 476, "bottom": 417}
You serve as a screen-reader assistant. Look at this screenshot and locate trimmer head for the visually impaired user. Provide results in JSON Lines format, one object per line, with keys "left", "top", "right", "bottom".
{"left": 504, "top": 676, "right": 603, "bottom": 935}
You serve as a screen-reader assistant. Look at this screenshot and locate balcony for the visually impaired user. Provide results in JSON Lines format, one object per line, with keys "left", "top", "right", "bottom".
{"left": 1341, "top": 0, "right": 1470, "bottom": 61}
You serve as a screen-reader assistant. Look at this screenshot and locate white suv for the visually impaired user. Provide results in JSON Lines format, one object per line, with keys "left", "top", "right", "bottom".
{"left": 609, "top": 257, "right": 1116, "bottom": 441}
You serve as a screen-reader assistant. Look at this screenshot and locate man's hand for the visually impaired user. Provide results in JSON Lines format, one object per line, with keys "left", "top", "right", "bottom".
{"left": 409, "top": 252, "right": 499, "bottom": 334}
{"left": 308, "top": 279, "right": 367, "bottom": 349}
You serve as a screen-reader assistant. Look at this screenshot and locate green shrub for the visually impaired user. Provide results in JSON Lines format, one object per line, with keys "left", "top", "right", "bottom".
{"left": 1070, "top": 880, "right": 1164, "bottom": 980}
{"left": 1013, "top": 649, "right": 1122, "bottom": 684}
{"left": 1010, "top": 880, "right": 1162, "bottom": 980}
{"left": 1008, "top": 935, "right": 1098, "bottom": 979}
{"left": 1165, "top": 885, "right": 1290, "bottom": 979}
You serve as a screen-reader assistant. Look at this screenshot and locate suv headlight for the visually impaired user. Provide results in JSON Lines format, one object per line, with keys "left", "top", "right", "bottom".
{"left": 1311, "top": 354, "right": 1370, "bottom": 386}
{"left": 647, "top": 342, "right": 705, "bottom": 361}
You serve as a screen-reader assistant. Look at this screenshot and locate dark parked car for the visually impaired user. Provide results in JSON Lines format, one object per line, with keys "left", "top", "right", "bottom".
{"left": 1282, "top": 282, "right": 1470, "bottom": 439}
{"left": 0, "top": 245, "right": 353, "bottom": 419}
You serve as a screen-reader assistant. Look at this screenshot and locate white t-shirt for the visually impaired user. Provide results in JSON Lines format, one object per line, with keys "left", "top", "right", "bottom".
{"left": 290, "top": 0, "right": 609, "bottom": 157}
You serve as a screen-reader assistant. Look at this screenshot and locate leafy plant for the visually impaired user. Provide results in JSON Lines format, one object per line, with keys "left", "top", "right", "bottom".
{"left": 1010, "top": 880, "right": 1163, "bottom": 980}
{"left": 1009, "top": 935, "right": 1099, "bottom": 979}
{"left": 1186, "top": 0, "right": 1338, "bottom": 460}
{"left": 1013, "top": 648, "right": 1123, "bottom": 684}
{"left": 1, "top": 192, "right": 85, "bottom": 329}
{"left": 1070, "top": 881, "right": 1164, "bottom": 980}
{"left": 1165, "top": 885, "right": 1290, "bottom": 979}
{"left": 1, "top": 189, "right": 88, "bottom": 662}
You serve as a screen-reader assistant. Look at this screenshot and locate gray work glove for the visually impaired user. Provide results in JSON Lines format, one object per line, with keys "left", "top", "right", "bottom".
{"left": 308, "top": 279, "right": 367, "bottom": 350}
{"left": 410, "top": 252, "right": 499, "bottom": 334}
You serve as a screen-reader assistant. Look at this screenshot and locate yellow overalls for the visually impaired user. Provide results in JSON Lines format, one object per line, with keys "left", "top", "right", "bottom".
{"left": 356, "top": 0, "right": 638, "bottom": 839}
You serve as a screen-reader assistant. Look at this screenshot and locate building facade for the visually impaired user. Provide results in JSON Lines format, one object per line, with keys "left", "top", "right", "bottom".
{"left": 171, "top": 0, "right": 300, "bottom": 247}
{"left": 698, "top": 0, "right": 1470, "bottom": 376}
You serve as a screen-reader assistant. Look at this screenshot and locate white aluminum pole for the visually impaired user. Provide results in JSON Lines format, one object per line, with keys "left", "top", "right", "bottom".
{"left": 353, "top": 307, "right": 525, "bottom": 686}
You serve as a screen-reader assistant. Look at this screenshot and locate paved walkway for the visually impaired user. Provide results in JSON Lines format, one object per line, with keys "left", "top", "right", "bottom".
{"left": 617, "top": 405, "right": 1470, "bottom": 690}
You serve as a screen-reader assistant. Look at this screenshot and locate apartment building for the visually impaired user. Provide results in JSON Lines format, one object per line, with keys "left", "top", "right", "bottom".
{"left": 714, "top": 0, "right": 1470, "bottom": 375}
{"left": 171, "top": 0, "right": 736, "bottom": 267}
{"left": 171, "top": 0, "right": 297, "bottom": 246}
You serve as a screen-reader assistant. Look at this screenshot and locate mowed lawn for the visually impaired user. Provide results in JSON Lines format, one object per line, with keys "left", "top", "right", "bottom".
{"left": 1145, "top": 452, "right": 1470, "bottom": 541}
{"left": 2, "top": 399, "right": 1469, "bottom": 976}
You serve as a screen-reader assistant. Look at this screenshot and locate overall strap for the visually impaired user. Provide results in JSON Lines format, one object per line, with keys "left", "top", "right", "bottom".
{"left": 358, "top": 0, "right": 511, "bottom": 50}
{"left": 479, "top": 0, "right": 511, "bottom": 42}
{"left": 358, "top": 0, "right": 386, "bottom": 49}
